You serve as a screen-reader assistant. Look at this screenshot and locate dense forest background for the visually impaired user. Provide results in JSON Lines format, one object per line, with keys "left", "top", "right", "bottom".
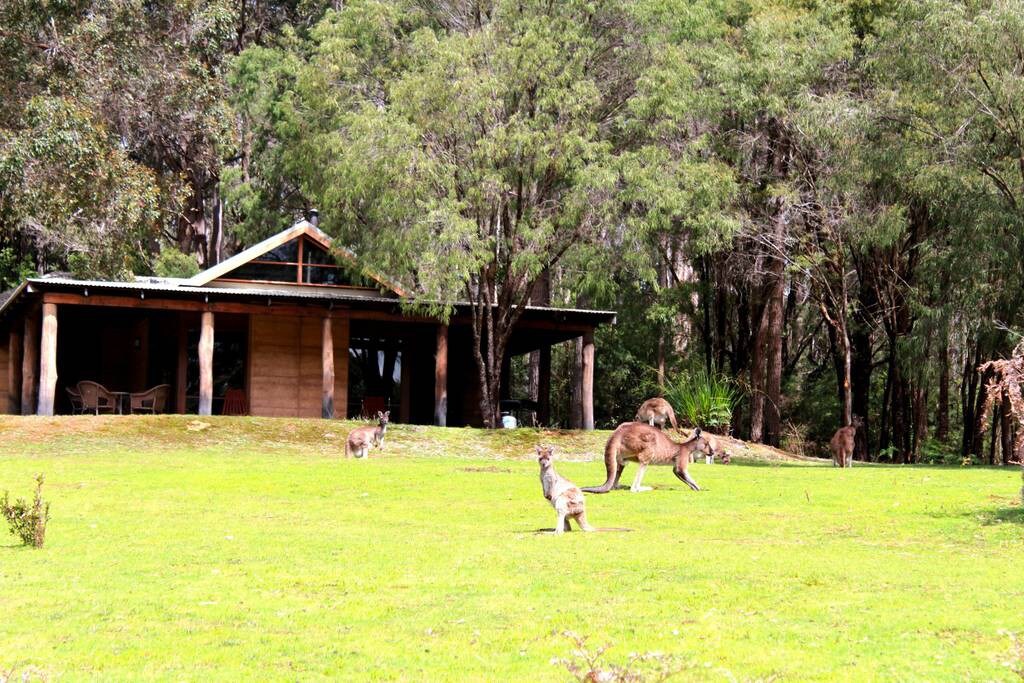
{"left": 3, "top": 0, "right": 1024, "bottom": 462}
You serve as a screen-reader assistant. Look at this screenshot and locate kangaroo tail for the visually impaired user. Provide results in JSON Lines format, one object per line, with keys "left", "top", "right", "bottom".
{"left": 668, "top": 406, "right": 679, "bottom": 431}
{"left": 582, "top": 433, "right": 620, "bottom": 493}
{"left": 344, "top": 439, "right": 351, "bottom": 458}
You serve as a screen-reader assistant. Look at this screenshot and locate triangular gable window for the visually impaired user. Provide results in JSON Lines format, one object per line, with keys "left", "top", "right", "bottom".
{"left": 217, "top": 237, "right": 355, "bottom": 287}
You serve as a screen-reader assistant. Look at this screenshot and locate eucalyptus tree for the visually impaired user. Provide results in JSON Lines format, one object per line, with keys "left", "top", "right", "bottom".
{"left": 236, "top": 0, "right": 737, "bottom": 426}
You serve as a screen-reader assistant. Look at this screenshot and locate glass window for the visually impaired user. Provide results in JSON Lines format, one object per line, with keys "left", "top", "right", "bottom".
{"left": 303, "top": 265, "right": 348, "bottom": 286}
{"left": 226, "top": 262, "right": 297, "bottom": 283}
{"left": 303, "top": 241, "right": 335, "bottom": 265}
{"left": 260, "top": 241, "right": 299, "bottom": 262}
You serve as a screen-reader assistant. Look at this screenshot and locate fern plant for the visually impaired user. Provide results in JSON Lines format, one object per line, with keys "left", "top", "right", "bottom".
{"left": 663, "top": 369, "right": 738, "bottom": 431}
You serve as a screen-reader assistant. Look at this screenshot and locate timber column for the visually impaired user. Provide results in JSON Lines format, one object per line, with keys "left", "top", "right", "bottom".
{"left": 21, "top": 309, "right": 39, "bottom": 415}
{"left": 37, "top": 303, "right": 58, "bottom": 416}
{"left": 581, "top": 330, "right": 595, "bottom": 430}
{"left": 8, "top": 330, "right": 22, "bottom": 414}
{"left": 198, "top": 311, "right": 214, "bottom": 416}
{"left": 434, "top": 324, "right": 448, "bottom": 427}
{"left": 322, "top": 315, "right": 335, "bottom": 419}
{"left": 537, "top": 345, "right": 551, "bottom": 426}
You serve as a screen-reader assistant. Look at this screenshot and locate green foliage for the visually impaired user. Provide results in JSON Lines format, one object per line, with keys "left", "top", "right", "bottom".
{"left": 663, "top": 369, "right": 739, "bottom": 430}
{"left": 0, "top": 247, "right": 34, "bottom": 290}
{"left": 152, "top": 247, "right": 201, "bottom": 279}
{"left": 1, "top": 474, "right": 49, "bottom": 548}
{"left": 0, "top": 97, "right": 161, "bottom": 279}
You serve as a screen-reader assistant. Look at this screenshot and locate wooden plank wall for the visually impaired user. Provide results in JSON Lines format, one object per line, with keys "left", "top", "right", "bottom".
{"left": 248, "top": 314, "right": 349, "bottom": 418}
{"left": 0, "top": 341, "right": 8, "bottom": 414}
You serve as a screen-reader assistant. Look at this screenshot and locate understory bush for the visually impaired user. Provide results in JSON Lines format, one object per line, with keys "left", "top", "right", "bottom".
{"left": 663, "top": 369, "right": 738, "bottom": 431}
{"left": 1, "top": 474, "right": 50, "bottom": 548}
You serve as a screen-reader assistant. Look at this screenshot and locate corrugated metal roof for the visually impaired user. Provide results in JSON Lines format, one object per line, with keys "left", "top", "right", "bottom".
{"left": 22, "top": 276, "right": 617, "bottom": 319}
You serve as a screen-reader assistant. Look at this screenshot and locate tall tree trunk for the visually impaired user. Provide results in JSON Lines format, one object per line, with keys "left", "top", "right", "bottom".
{"left": 749, "top": 297, "right": 769, "bottom": 443}
{"left": 850, "top": 322, "right": 872, "bottom": 460}
{"left": 764, "top": 271, "right": 785, "bottom": 448}
{"left": 936, "top": 332, "right": 950, "bottom": 442}
{"left": 970, "top": 365, "right": 994, "bottom": 459}
{"left": 961, "top": 339, "right": 982, "bottom": 457}
{"left": 912, "top": 382, "right": 927, "bottom": 463}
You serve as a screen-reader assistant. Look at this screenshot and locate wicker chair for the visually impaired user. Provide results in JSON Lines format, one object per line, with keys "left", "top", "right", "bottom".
{"left": 129, "top": 384, "right": 170, "bottom": 414}
{"left": 77, "top": 381, "right": 116, "bottom": 415}
{"left": 65, "top": 386, "right": 85, "bottom": 414}
{"left": 221, "top": 388, "right": 248, "bottom": 416}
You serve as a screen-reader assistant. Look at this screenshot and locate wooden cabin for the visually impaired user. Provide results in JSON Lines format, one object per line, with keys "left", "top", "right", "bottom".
{"left": 0, "top": 218, "right": 615, "bottom": 427}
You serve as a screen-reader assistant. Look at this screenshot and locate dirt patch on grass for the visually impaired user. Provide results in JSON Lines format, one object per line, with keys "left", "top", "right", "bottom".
{"left": 0, "top": 415, "right": 822, "bottom": 464}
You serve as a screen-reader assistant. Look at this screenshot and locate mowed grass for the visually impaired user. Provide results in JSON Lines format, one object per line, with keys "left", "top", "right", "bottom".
{"left": 1, "top": 417, "right": 1023, "bottom": 681}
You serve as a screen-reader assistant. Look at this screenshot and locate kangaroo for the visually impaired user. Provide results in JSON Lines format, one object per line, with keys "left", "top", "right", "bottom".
{"left": 829, "top": 416, "right": 863, "bottom": 468}
{"left": 345, "top": 410, "right": 390, "bottom": 458}
{"left": 635, "top": 397, "right": 679, "bottom": 431}
{"left": 582, "top": 422, "right": 710, "bottom": 493}
{"left": 536, "top": 445, "right": 594, "bottom": 534}
{"left": 680, "top": 428, "right": 730, "bottom": 464}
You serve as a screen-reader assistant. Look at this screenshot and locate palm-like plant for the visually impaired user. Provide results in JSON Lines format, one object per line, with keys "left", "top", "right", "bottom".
{"left": 663, "top": 370, "right": 739, "bottom": 432}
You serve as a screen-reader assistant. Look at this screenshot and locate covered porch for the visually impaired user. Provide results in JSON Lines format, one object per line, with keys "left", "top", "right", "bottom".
{"left": 1, "top": 282, "right": 611, "bottom": 427}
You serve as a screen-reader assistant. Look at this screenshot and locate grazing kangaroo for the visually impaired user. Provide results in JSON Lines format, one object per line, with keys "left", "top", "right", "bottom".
{"left": 536, "top": 445, "right": 593, "bottom": 534}
{"left": 681, "top": 428, "right": 730, "bottom": 464}
{"left": 345, "top": 410, "right": 390, "bottom": 458}
{"left": 830, "top": 416, "right": 863, "bottom": 468}
{"left": 635, "top": 398, "right": 679, "bottom": 431}
{"left": 582, "top": 422, "right": 710, "bottom": 493}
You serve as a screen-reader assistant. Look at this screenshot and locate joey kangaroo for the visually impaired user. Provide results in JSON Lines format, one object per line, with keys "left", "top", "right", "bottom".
{"left": 345, "top": 410, "right": 390, "bottom": 458}
{"left": 635, "top": 398, "right": 679, "bottom": 431}
{"left": 681, "top": 428, "right": 730, "bottom": 464}
{"left": 582, "top": 422, "right": 710, "bottom": 493}
{"left": 536, "top": 445, "right": 593, "bottom": 534}
{"left": 829, "top": 415, "right": 863, "bottom": 468}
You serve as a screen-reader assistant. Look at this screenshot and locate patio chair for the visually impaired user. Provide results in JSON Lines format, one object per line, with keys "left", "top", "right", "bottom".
{"left": 221, "top": 388, "right": 248, "bottom": 416}
{"left": 65, "top": 386, "right": 85, "bottom": 414}
{"left": 77, "top": 381, "right": 116, "bottom": 415}
{"left": 129, "top": 384, "right": 171, "bottom": 414}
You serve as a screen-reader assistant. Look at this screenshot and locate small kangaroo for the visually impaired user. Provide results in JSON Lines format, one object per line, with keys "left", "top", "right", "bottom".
{"left": 345, "top": 410, "right": 390, "bottom": 458}
{"left": 635, "top": 397, "right": 679, "bottom": 431}
{"left": 681, "top": 428, "right": 730, "bottom": 464}
{"left": 536, "top": 445, "right": 593, "bottom": 533}
{"left": 830, "top": 416, "right": 862, "bottom": 468}
{"left": 582, "top": 422, "right": 710, "bottom": 493}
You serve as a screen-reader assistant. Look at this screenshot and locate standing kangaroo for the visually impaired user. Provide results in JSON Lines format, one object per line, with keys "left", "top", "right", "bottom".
{"left": 536, "top": 445, "right": 593, "bottom": 534}
{"left": 830, "top": 416, "right": 863, "bottom": 468}
{"left": 345, "top": 410, "right": 390, "bottom": 458}
{"left": 582, "top": 422, "right": 710, "bottom": 493}
{"left": 635, "top": 398, "right": 679, "bottom": 431}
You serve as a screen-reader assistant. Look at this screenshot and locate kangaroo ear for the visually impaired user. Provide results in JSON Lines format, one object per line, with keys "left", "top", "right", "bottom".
{"left": 535, "top": 445, "right": 543, "bottom": 454}
{"left": 383, "top": 410, "right": 390, "bottom": 418}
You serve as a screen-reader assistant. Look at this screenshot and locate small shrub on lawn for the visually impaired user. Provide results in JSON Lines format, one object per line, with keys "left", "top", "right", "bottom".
{"left": 1, "top": 474, "right": 50, "bottom": 548}
{"left": 552, "top": 631, "right": 694, "bottom": 682}
{"left": 663, "top": 370, "right": 738, "bottom": 432}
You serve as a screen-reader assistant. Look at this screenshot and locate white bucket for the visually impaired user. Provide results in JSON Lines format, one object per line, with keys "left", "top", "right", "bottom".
{"left": 501, "top": 414, "right": 517, "bottom": 429}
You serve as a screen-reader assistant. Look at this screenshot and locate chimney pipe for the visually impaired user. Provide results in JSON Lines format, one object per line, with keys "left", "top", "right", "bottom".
{"left": 308, "top": 208, "right": 319, "bottom": 227}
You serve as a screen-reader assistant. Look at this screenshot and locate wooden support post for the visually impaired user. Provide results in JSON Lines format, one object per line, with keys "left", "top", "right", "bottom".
{"left": 322, "top": 315, "right": 335, "bottom": 419}
{"left": 434, "top": 325, "right": 448, "bottom": 427}
{"left": 334, "top": 317, "right": 350, "bottom": 419}
{"left": 37, "top": 303, "right": 58, "bottom": 416}
{"left": 8, "top": 331, "right": 22, "bottom": 415}
{"left": 399, "top": 344, "right": 411, "bottom": 424}
{"left": 175, "top": 316, "right": 187, "bottom": 414}
{"left": 537, "top": 345, "right": 551, "bottom": 426}
{"left": 582, "top": 330, "right": 595, "bottom": 430}
{"left": 198, "top": 311, "right": 214, "bottom": 416}
{"left": 21, "top": 310, "right": 39, "bottom": 415}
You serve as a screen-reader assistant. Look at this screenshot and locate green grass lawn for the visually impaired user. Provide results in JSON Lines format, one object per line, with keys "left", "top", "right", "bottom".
{"left": 1, "top": 416, "right": 1022, "bottom": 681}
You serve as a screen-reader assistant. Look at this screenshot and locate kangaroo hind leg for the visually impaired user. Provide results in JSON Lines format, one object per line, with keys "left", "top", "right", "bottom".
{"left": 630, "top": 463, "right": 651, "bottom": 493}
